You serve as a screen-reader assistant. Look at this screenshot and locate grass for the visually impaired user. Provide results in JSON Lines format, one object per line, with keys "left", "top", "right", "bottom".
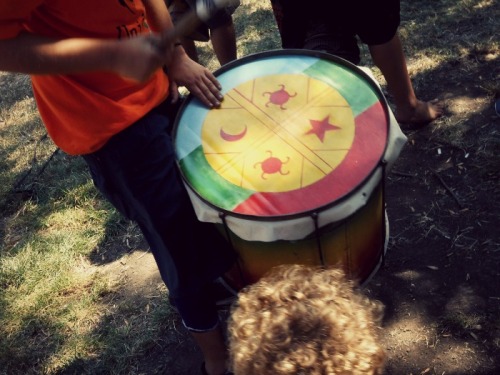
{"left": 1, "top": 0, "right": 499, "bottom": 373}
{"left": 0, "top": 115, "right": 175, "bottom": 374}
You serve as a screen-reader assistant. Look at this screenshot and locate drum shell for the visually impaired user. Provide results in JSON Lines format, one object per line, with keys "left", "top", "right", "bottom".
{"left": 222, "top": 183, "right": 386, "bottom": 290}
{"left": 173, "top": 50, "right": 406, "bottom": 288}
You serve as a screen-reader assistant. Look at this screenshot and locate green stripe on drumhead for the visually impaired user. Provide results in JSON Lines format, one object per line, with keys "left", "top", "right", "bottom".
{"left": 304, "top": 60, "right": 380, "bottom": 117}
{"left": 179, "top": 146, "right": 254, "bottom": 210}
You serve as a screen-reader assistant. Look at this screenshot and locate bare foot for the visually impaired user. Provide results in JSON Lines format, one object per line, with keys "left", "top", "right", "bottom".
{"left": 395, "top": 99, "right": 444, "bottom": 125}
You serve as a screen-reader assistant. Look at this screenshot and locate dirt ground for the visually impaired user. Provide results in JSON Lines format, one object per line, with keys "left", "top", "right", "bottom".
{"left": 103, "top": 58, "right": 500, "bottom": 375}
{"left": 369, "top": 121, "right": 500, "bottom": 374}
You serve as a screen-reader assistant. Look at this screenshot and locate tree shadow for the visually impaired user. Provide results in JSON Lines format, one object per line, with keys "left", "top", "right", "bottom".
{"left": 87, "top": 210, "right": 146, "bottom": 266}
{"left": 0, "top": 73, "right": 33, "bottom": 109}
{"left": 0, "top": 141, "right": 76, "bottom": 268}
{"left": 0, "top": 313, "right": 63, "bottom": 375}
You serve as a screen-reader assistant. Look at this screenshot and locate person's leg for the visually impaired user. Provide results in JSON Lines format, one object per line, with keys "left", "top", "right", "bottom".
{"left": 172, "top": 286, "right": 230, "bottom": 375}
{"left": 192, "top": 328, "right": 229, "bottom": 375}
{"left": 200, "top": 0, "right": 238, "bottom": 66}
{"left": 180, "top": 35, "right": 200, "bottom": 62}
{"left": 209, "top": 21, "right": 237, "bottom": 65}
{"left": 166, "top": 0, "right": 207, "bottom": 62}
{"left": 83, "top": 106, "right": 235, "bottom": 374}
{"left": 369, "top": 34, "right": 443, "bottom": 124}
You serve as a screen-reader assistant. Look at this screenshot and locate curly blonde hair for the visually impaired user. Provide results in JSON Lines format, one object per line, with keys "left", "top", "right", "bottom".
{"left": 228, "top": 265, "right": 385, "bottom": 375}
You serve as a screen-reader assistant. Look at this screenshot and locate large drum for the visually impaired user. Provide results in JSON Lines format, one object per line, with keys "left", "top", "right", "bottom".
{"left": 173, "top": 50, "right": 406, "bottom": 288}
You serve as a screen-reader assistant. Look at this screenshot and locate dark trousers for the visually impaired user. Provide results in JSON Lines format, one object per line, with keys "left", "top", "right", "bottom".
{"left": 83, "top": 102, "right": 236, "bottom": 330}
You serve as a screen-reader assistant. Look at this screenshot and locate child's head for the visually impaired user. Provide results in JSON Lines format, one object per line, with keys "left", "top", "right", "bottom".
{"left": 228, "top": 264, "right": 385, "bottom": 375}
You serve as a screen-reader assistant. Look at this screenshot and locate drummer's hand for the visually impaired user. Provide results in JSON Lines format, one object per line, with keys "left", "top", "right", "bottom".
{"left": 167, "top": 46, "right": 223, "bottom": 108}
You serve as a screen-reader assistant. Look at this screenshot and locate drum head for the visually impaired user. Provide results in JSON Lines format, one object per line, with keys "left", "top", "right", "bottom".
{"left": 174, "top": 50, "right": 389, "bottom": 220}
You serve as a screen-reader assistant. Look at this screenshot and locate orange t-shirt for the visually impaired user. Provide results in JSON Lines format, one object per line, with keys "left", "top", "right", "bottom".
{"left": 0, "top": 0, "right": 170, "bottom": 155}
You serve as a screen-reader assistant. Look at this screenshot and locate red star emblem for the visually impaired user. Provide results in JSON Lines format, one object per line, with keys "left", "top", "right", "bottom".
{"left": 305, "top": 116, "right": 341, "bottom": 142}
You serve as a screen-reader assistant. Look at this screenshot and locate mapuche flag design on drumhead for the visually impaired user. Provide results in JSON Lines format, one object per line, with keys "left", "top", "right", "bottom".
{"left": 175, "top": 54, "right": 388, "bottom": 218}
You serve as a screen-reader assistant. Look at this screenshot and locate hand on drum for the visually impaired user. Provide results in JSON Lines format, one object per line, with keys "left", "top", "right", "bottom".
{"left": 166, "top": 48, "right": 223, "bottom": 108}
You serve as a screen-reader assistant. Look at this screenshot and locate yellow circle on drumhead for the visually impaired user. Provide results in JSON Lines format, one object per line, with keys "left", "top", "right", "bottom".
{"left": 202, "top": 74, "right": 356, "bottom": 193}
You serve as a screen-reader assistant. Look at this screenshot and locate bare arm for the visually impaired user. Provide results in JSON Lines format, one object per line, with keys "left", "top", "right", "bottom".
{"left": 0, "top": 32, "right": 165, "bottom": 82}
{"left": 143, "top": 0, "right": 224, "bottom": 107}
{"left": 0, "top": 0, "right": 224, "bottom": 107}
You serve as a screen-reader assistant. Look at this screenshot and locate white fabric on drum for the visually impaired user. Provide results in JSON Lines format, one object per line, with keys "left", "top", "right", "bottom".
{"left": 185, "top": 167, "right": 384, "bottom": 241}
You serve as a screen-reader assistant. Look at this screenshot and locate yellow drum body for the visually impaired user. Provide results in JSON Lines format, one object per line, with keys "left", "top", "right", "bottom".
{"left": 222, "top": 184, "right": 385, "bottom": 289}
